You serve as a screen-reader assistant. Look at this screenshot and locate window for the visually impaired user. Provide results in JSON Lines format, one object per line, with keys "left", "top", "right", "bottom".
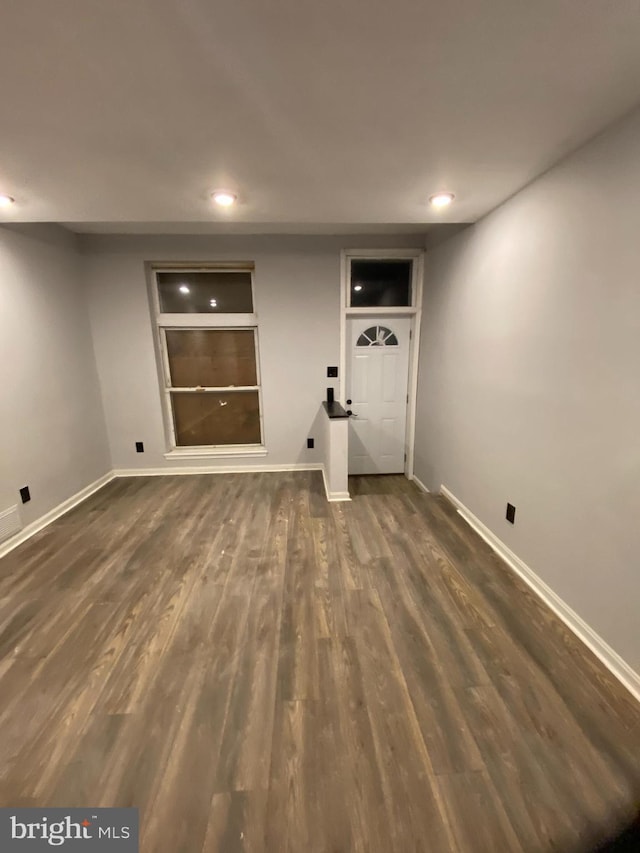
{"left": 356, "top": 325, "right": 398, "bottom": 347}
{"left": 349, "top": 259, "right": 413, "bottom": 307}
{"left": 152, "top": 266, "right": 264, "bottom": 454}
{"left": 157, "top": 271, "right": 253, "bottom": 313}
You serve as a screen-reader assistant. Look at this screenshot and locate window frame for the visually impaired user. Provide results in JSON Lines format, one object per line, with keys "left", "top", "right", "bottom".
{"left": 149, "top": 264, "right": 267, "bottom": 459}
{"left": 345, "top": 249, "right": 421, "bottom": 311}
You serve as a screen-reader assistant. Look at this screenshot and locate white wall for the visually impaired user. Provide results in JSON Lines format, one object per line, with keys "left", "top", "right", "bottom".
{"left": 414, "top": 107, "right": 640, "bottom": 672}
{"left": 0, "top": 225, "right": 110, "bottom": 530}
{"left": 82, "top": 234, "right": 423, "bottom": 472}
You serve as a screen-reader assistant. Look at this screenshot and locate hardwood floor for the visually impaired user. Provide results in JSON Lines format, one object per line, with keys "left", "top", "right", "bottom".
{"left": 0, "top": 471, "right": 638, "bottom": 852}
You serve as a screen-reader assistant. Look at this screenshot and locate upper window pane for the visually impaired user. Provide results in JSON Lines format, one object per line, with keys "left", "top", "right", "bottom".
{"left": 350, "top": 260, "right": 412, "bottom": 307}
{"left": 165, "top": 329, "right": 257, "bottom": 387}
{"left": 157, "top": 271, "right": 253, "bottom": 313}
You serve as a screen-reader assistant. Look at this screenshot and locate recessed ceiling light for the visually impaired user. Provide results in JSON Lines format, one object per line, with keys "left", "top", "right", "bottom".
{"left": 0, "top": 194, "right": 15, "bottom": 208}
{"left": 429, "top": 192, "right": 455, "bottom": 209}
{"left": 354, "top": 284, "right": 363, "bottom": 292}
{"left": 212, "top": 190, "right": 237, "bottom": 207}
{"left": 179, "top": 284, "right": 190, "bottom": 294}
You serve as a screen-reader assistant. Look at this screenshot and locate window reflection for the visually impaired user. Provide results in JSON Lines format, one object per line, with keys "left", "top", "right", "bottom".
{"left": 350, "top": 260, "right": 412, "bottom": 307}
{"left": 157, "top": 271, "right": 253, "bottom": 313}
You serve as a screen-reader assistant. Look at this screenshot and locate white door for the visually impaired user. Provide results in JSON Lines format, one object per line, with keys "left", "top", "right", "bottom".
{"left": 346, "top": 316, "right": 411, "bottom": 475}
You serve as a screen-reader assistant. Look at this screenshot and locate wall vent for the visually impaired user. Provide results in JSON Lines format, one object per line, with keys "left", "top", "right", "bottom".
{"left": 0, "top": 505, "right": 21, "bottom": 543}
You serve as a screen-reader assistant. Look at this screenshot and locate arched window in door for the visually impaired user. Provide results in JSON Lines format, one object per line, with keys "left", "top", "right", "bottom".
{"left": 356, "top": 325, "right": 399, "bottom": 347}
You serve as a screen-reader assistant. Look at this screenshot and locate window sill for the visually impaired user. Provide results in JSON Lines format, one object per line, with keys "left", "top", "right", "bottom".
{"left": 164, "top": 446, "right": 268, "bottom": 460}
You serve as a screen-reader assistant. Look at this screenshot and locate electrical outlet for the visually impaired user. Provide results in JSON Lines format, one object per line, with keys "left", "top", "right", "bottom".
{"left": 307, "top": 438, "right": 314, "bottom": 449}
{"left": 327, "top": 366, "right": 338, "bottom": 378}
{"left": 20, "top": 486, "right": 31, "bottom": 504}
{"left": 135, "top": 441, "right": 144, "bottom": 453}
{"left": 506, "top": 503, "right": 516, "bottom": 524}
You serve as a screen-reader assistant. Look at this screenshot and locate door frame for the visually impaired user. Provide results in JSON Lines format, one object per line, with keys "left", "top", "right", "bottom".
{"left": 339, "top": 248, "right": 424, "bottom": 480}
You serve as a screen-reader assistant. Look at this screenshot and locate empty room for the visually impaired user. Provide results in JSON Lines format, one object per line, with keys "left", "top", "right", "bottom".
{"left": 0, "top": 1, "right": 639, "bottom": 851}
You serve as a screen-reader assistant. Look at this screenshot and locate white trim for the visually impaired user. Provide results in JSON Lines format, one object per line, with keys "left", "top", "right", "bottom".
{"left": 440, "top": 485, "right": 640, "bottom": 704}
{"left": 157, "top": 313, "right": 257, "bottom": 327}
{"left": 168, "top": 387, "right": 261, "bottom": 393}
{"left": 6, "top": 467, "right": 635, "bottom": 706}
{"left": 342, "top": 247, "right": 424, "bottom": 260}
{"left": 320, "top": 466, "right": 351, "bottom": 502}
{"left": 149, "top": 263, "right": 255, "bottom": 273}
{"left": 0, "top": 465, "right": 350, "bottom": 562}
{"left": 149, "top": 263, "right": 264, "bottom": 453}
{"left": 342, "top": 248, "right": 422, "bottom": 311}
{"left": 158, "top": 326, "right": 264, "bottom": 451}
{"left": 340, "top": 248, "right": 424, "bottom": 478}
{"left": 0, "top": 472, "right": 115, "bottom": 559}
{"left": 411, "top": 474, "right": 430, "bottom": 494}
{"left": 339, "top": 252, "right": 347, "bottom": 405}
{"left": 114, "top": 463, "right": 324, "bottom": 477}
{"left": 345, "top": 306, "right": 417, "bottom": 316}
{"left": 164, "top": 445, "right": 267, "bottom": 460}
{"left": 406, "top": 249, "right": 424, "bottom": 480}
{"left": 115, "top": 462, "right": 351, "bottom": 502}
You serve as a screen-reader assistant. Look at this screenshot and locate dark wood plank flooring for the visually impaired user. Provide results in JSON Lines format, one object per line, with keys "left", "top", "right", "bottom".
{"left": 0, "top": 472, "right": 638, "bottom": 852}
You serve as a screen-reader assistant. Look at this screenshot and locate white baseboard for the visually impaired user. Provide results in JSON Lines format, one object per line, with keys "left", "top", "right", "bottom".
{"left": 115, "top": 461, "right": 348, "bottom": 503}
{"left": 0, "top": 464, "right": 349, "bottom": 562}
{"left": 440, "top": 485, "right": 640, "bottom": 704}
{"left": 0, "top": 466, "right": 323, "bottom": 559}
{"left": 411, "top": 474, "right": 430, "bottom": 495}
{"left": 0, "top": 471, "right": 115, "bottom": 559}
{"left": 326, "top": 491, "right": 352, "bottom": 502}
{"left": 113, "top": 462, "right": 324, "bottom": 477}
{"left": 320, "top": 467, "right": 352, "bottom": 502}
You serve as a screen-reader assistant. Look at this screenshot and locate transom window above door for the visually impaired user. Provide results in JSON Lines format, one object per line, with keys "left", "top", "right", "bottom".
{"left": 356, "top": 325, "right": 399, "bottom": 347}
{"left": 349, "top": 259, "right": 413, "bottom": 307}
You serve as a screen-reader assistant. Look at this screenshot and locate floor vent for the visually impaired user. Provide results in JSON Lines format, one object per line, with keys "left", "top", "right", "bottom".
{"left": 0, "top": 505, "right": 21, "bottom": 543}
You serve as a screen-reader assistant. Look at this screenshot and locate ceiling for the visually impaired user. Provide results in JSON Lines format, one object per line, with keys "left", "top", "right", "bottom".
{"left": 2, "top": 0, "right": 640, "bottom": 234}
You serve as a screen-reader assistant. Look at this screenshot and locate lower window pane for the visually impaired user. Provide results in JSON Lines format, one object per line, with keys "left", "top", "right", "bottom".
{"left": 165, "top": 329, "right": 257, "bottom": 388}
{"left": 171, "top": 391, "right": 261, "bottom": 446}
